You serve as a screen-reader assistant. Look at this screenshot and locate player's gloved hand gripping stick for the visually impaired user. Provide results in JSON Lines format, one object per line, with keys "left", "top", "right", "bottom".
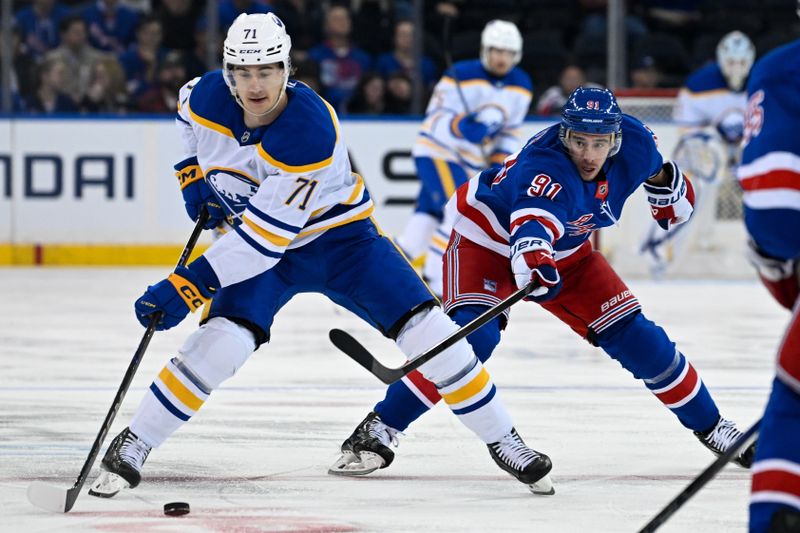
{"left": 26, "top": 209, "right": 210, "bottom": 513}
{"left": 330, "top": 281, "right": 537, "bottom": 384}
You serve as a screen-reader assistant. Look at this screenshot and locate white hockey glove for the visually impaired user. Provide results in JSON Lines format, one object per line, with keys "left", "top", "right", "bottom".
{"left": 747, "top": 240, "right": 800, "bottom": 310}
{"left": 643, "top": 161, "right": 696, "bottom": 231}
{"left": 511, "top": 237, "right": 562, "bottom": 302}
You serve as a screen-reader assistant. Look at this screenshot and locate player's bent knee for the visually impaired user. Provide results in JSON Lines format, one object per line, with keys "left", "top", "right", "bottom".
{"left": 395, "top": 307, "right": 475, "bottom": 384}
{"left": 176, "top": 317, "right": 257, "bottom": 390}
{"left": 449, "top": 305, "right": 502, "bottom": 362}
{"left": 596, "top": 312, "right": 676, "bottom": 379}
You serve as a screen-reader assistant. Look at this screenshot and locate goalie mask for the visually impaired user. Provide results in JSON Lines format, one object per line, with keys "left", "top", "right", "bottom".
{"left": 223, "top": 13, "right": 292, "bottom": 115}
{"left": 480, "top": 20, "right": 523, "bottom": 72}
{"left": 560, "top": 86, "right": 623, "bottom": 157}
{"left": 716, "top": 31, "right": 754, "bottom": 92}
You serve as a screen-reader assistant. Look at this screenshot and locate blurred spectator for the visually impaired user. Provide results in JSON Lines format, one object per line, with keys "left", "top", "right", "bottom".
{"left": 629, "top": 54, "right": 663, "bottom": 89}
{"left": 351, "top": 0, "right": 395, "bottom": 55}
{"left": 27, "top": 57, "right": 78, "bottom": 113}
{"left": 218, "top": 0, "right": 273, "bottom": 30}
{"left": 640, "top": 0, "right": 702, "bottom": 35}
{"left": 82, "top": 0, "right": 141, "bottom": 54}
{"left": 272, "top": 0, "right": 325, "bottom": 62}
{"left": 376, "top": 20, "right": 439, "bottom": 91}
{"left": 308, "top": 5, "right": 373, "bottom": 113}
{"left": 347, "top": 72, "right": 385, "bottom": 115}
{"left": 12, "top": 26, "right": 37, "bottom": 104}
{"left": 384, "top": 71, "right": 413, "bottom": 114}
{"left": 14, "top": 0, "right": 70, "bottom": 58}
{"left": 578, "top": 0, "right": 649, "bottom": 40}
{"left": 535, "top": 64, "right": 587, "bottom": 115}
{"left": 155, "top": 0, "right": 201, "bottom": 52}
{"left": 119, "top": 16, "right": 166, "bottom": 99}
{"left": 133, "top": 51, "right": 187, "bottom": 113}
{"left": 80, "top": 55, "right": 129, "bottom": 113}
{"left": 45, "top": 16, "right": 109, "bottom": 105}
{"left": 293, "top": 59, "right": 322, "bottom": 94}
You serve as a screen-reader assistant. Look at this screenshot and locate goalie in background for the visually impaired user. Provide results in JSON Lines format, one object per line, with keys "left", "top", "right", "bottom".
{"left": 394, "top": 19, "right": 532, "bottom": 296}
{"left": 640, "top": 30, "right": 755, "bottom": 277}
{"left": 738, "top": 36, "right": 800, "bottom": 532}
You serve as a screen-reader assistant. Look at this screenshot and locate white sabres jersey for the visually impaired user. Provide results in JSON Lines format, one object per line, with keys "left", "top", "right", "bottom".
{"left": 673, "top": 62, "right": 747, "bottom": 131}
{"left": 413, "top": 59, "right": 533, "bottom": 171}
{"left": 175, "top": 71, "right": 373, "bottom": 288}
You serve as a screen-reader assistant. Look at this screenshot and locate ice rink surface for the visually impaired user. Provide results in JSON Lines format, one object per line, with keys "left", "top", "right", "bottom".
{"left": 0, "top": 267, "right": 789, "bottom": 532}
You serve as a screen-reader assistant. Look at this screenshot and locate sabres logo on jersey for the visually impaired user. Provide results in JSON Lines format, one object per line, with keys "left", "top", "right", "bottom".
{"left": 206, "top": 169, "right": 259, "bottom": 217}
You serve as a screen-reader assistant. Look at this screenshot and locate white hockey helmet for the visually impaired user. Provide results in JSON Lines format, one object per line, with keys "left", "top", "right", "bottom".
{"left": 716, "top": 30, "right": 754, "bottom": 91}
{"left": 480, "top": 20, "right": 523, "bottom": 71}
{"left": 222, "top": 13, "right": 292, "bottom": 106}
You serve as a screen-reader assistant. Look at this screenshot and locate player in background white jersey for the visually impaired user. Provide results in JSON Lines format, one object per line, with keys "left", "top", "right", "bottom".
{"left": 641, "top": 30, "right": 755, "bottom": 276}
{"left": 395, "top": 19, "right": 533, "bottom": 296}
{"left": 87, "top": 13, "right": 553, "bottom": 498}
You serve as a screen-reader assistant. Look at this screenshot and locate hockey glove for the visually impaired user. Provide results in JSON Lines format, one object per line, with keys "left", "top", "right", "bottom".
{"left": 511, "top": 237, "right": 562, "bottom": 303}
{"left": 747, "top": 240, "right": 800, "bottom": 310}
{"left": 135, "top": 265, "right": 216, "bottom": 330}
{"left": 644, "top": 160, "right": 696, "bottom": 231}
{"left": 175, "top": 156, "right": 226, "bottom": 230}
{"left": 452, "top": 113, "right": 491, "bottom": 144}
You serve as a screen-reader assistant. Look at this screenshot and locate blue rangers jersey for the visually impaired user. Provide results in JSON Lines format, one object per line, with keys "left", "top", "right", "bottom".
{"left": 413, "top": 59, "right": 533, "bottom": 170}
{"left": 739, "top": 40, "right": 800, "bottom": 211}
{"left": 448, "top": 115, "right": 662, "bottom": 259}
{"left": 174, "top": 71, "right": 373, "bottom": 287}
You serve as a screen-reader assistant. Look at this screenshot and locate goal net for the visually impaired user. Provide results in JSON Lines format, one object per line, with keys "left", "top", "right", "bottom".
{"left": 601, "top": 89, "right": 751, "bottom": 279}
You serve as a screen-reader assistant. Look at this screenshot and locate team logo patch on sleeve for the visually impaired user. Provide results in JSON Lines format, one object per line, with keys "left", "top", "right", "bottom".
{"left": 206, "top": 169, "right": 259, "bottom": 218}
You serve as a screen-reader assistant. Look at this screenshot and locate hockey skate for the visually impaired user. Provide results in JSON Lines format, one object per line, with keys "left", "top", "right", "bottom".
{"left": 694, "top": 416, "right": 756, "bottom": 468}
{"left": 488, "top": 428, "right": 555, "bottom": 495}
{"left": 89, "top": 427, "right": 151, "bottom": 498}
{"left": 328, "top": 412, "right": 401, "bottom": 476}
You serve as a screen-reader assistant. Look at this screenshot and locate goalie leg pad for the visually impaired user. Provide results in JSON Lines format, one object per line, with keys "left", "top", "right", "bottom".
{"left": 597, "top": 312, "right": 719, "bottom": 431}
{"left": 130, "top": 317, "right": 256, "bottom": 447}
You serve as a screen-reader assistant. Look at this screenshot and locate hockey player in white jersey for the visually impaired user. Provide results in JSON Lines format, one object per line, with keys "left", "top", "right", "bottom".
{"left": 641, "top": 30, "right": 755, "bottom": 276}
{"left": 395, "top": 19, "right": 533, "bottom": 295}
{"left": 88, "top": 13, "right": 553, "bottom": 498}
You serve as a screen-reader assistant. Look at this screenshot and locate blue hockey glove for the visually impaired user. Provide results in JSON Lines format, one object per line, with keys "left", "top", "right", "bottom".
{"left": 644, "top": 161, "right": 696, "bottom": 231}
{"left": 511, "top": 237, "right": 562, "bottom": 303}
{"left": 452, "top": 113, "right": 490, "bottom": 144}
{"left": 175, "top": 156, "right": 226, "bottom": 230}
{"left": 134, "top": 265, "right": 216, "bottom": 330}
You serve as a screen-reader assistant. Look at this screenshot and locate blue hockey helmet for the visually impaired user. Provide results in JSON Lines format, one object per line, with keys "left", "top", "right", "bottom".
{"left": 560, "top": 86, "right": 623, "bottom": 156}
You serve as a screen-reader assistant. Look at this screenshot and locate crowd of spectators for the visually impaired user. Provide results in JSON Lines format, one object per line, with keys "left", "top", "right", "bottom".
{"left": 6, "top": 0, "right": 800, "bottom": 117}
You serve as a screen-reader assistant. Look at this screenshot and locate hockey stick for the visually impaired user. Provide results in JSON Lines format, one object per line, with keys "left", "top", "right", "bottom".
{"left": 442, "top": 13, "right": 489, "bottom": 165}
{"left": 638, "top": 418, "right": 761, "bottom": 533}
{"left": 26, "top": 209, "right": 210, "bottom": 513}
{"left": 330, "top": 281, "right": 536, "bottom": 384}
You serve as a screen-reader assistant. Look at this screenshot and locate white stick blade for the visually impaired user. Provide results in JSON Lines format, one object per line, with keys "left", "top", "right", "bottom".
{"left": 27, "top": 481, "right": 68, "bottom": 513}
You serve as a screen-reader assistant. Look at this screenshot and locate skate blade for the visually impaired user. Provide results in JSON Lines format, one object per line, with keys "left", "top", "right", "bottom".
{"left": 328, "top": 451, "right": 385, "bottom": 476}
{"left": 528, "top": 474, "right": 555, "bottom": 496}
{"left": 88, "top": 471, "right": 130, "bottom": 498}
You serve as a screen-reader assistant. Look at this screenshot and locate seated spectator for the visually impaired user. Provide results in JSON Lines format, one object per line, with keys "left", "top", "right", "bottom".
{"left": 27, "top": 57, "right": 78, "bottom": 113}
{"left": 535, "top": 64, "right": 587, "bottom": 115}
{"left": 308, "top": 5, "right": 373, "bottom": 113}
{"left": 82, "top": 0, "right": 140, "bottom": 54}
{"left": 347, "top": 72, "right": 386, "bottom": 115}
{"left": 219, "top": 0, "right": 273, "bottom": 30}
{"left": 630, "top": 54, "right": 664, "bottom": 89}
{"left": 80, "top": 55, "right": 128, "bottom": 113}
{"left": 45, "top": 15, "right": 109, "bottom": 105}
{"left": 12, "top": 26, "right": 37, "bottom": 105}
{"left": 376, "top": 20, "right": 439, "bottom": 91}
{"left": 156, "top": 0, "right": 202, "bottom": 52}
{"left": 133, "top": 51, "right": 186, "bottom": 113}
{"left": 384, "top": 71, "right": 413, "bottom": 114}
{"left": 14, "top": 0, "right": 70, "bottom": 58}
{"left": 118, "top": 16, "right": 167, "bottom": 99}
{"left": 273, "top": 0, "right": 325, "bottom": 63}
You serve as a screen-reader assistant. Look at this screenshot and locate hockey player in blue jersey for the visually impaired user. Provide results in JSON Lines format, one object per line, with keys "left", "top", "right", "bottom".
{"left": 394, "top": 19, "right": 533, "bottom": 296}
{"left": 88, "top": 13, "right": 554, "bottom": 498}
{"left": 332, "top": 86, "right": 757, "bottom": 478}
{"left": 738, "top": 37, "right": 800, "bottom": 533}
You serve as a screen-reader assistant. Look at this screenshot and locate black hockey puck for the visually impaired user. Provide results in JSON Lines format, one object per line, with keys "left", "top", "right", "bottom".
{"left": 163, "top": 502, "right": 190, "bottom": 516}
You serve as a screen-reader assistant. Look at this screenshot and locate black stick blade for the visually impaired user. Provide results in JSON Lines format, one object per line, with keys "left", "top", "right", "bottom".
{"left": 329, "top": 329, "right": 399, "bottom": 384}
